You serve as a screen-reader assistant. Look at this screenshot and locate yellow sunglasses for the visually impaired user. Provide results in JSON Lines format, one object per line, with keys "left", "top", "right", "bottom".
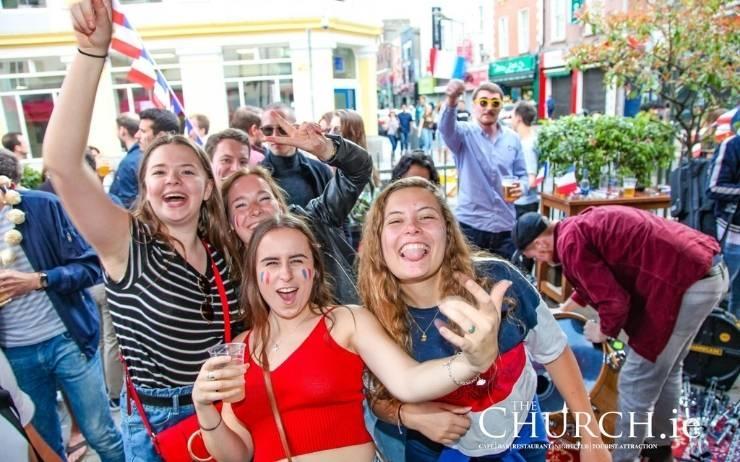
{"left": 475, "top": 97, "right": 503, "bottom": 109}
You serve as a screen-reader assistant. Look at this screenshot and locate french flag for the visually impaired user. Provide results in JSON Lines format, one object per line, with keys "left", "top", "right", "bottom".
{"left": 535, "top": 163, "right": 547, "bottom": 187}
{"left": 111, "top": 1, "right": 142, "bottom": 59}
{"left": 554, "top": 166, "right": 578, "bottom": 195}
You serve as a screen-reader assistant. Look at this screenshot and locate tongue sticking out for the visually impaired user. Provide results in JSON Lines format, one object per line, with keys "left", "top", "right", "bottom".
{"left": 402, "top": 248, "right": 427, "bottom": 262}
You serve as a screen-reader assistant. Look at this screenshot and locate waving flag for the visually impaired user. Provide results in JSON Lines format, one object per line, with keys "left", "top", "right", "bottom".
{"left": 554, "top": 166, "right": 578, "bottom": 196}
{"left": 535, "top": 163, "right": 547, "bottom": 187}
{"left": 110, "top": 0, "right": 202, "bottom": 145}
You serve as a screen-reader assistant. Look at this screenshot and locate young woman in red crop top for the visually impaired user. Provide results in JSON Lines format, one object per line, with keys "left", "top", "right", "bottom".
{"left": 192, "top": 214, "right": 510, "bottom": 462}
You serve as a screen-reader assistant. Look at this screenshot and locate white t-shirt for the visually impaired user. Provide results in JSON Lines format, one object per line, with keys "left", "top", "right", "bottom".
{"left": 0, "top": 349, "right": 35, "bottom": 462}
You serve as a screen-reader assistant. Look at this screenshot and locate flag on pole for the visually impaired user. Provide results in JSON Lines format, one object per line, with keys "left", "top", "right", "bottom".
{"left": 535, "top": 163, "right": 547, "bottom": 187}
{"left": 110, "top": 0, "right": 203, "bottom": 145}
{"left": 554, "top": 166, "right": 578, "bottom": 195}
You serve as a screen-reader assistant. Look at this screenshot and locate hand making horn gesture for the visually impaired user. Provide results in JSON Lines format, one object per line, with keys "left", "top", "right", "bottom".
{"left": 436, "top": 273, "right": 508, "bottom": 372}
{"left": 263, "top": 111, "right": 338, "bottom": 162}
{"left": 69, "top": 0, "right": 113, "bottom": 56}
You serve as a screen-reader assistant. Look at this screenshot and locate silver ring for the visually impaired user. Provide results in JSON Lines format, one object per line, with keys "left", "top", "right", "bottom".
{"left": 467, "top": 325, "right": 476, "bottom": 334}
{"left": 207, "top": 371, "right": 216, "bottom": 381}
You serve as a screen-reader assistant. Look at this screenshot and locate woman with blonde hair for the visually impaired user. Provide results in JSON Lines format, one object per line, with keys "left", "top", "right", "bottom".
{"left": 43, "top": 2, "right": 241, "bottom": 459}
{"left": 192, "top": 213, "right": 507, "bottom": 461}
{"left": 358, "top": 177, "right": 610, "bottom": 462}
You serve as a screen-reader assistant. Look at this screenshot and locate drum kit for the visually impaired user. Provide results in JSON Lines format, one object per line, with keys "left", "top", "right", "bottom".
{"left": 531, "top": 307, "right": 739, "bottom": 461}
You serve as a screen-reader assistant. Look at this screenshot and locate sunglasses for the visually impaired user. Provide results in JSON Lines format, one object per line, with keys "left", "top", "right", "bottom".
{"left": 260, "top": 125, "right": 287, "bottom": 136}
{"left": 198, "top": 275, "right": 214, "bottom": 323}
{"left": 475, "top": 97, "right": 503, "bottom": 109}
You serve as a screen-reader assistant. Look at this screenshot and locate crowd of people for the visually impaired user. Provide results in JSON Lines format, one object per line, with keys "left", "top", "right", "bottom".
{"left": 0, "top": 1, "right": 737, "bottom": 462}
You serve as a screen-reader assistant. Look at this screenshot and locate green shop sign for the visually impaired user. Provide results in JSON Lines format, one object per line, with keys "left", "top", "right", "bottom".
{"left": 571, "top": 0, "right": 585, "bottom": 23}
{"left": 418, "top": 76, "right": 436, "bottom": 95}
{"left": 489, "top": 55, "right": 537, "bottom": 83}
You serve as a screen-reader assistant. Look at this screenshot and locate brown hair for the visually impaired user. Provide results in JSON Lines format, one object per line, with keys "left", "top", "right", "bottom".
{"left": 472, "top": 81, "right": 504, "bottom": 100}
{"left": 131, "top": 134, "right": 235, "bottom": 266}
{"left": 334, "top": 109, "right": 380, "bottom": 187}
{"left": 357, "top": 177, "right": 480, "bottom": 402}
{"left": 220, "top": 166, "right": 289, "bottom": 279}
{"left": 190, "top": 113, "right": 210, "bottom": 135}
{"left": 242, "top": 214, "right": 334, "bottom": 365}
{"left": 204, "top": 128, "right": 251, "bottom": 160}
{"left": 230, "top": 106, "right": 262, "bottom": 132}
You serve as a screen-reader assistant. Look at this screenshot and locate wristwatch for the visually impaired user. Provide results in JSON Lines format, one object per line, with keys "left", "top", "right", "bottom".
{"left": 38, "top": 272, "right": 49, "bottom": 290}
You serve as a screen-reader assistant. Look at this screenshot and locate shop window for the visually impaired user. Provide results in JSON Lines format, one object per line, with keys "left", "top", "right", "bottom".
{"left": 1, "top": 0, "right": 45, "bottom": 8}
{"left": 332, "top": 48, "right": 356, "bottom": 79}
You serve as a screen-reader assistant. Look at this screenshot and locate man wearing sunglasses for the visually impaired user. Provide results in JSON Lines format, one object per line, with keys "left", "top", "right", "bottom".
{"left": 438, "top": 79, "right": 529, "bottom": 260}
{"left": 259, "top": 103, "right": 333, "bottom": 209}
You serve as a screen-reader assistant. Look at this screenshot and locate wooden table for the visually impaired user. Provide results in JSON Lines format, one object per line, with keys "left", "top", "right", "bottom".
{"left": 537, "top": 191, "right": 671, "bottom": 303}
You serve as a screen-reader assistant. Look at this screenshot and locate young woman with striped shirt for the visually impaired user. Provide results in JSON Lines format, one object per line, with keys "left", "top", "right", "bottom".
{"left": 43, "top": 1, "right": 241, "bottom": 460}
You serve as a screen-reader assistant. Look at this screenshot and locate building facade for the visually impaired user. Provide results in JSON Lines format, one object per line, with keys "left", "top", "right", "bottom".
{"left": 0, "top": 0, "right": 382, "bottom": 161}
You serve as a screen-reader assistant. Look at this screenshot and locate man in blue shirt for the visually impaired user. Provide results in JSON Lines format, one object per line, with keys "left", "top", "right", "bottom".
{"left": 397, "top": 104, "right": 414, "bottom": 154}
{"left": 109, "top": 109, "right": 179, "bottom": 209}
{"left": 0, "top": 152, "right": 123, "bottom": 461}
{"left": 439, "top": 79, "right": 528, "bottom": 260}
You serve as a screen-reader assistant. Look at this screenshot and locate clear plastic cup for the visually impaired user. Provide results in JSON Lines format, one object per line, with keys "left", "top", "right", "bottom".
{"left": 501, "top": 175, "right": 520, "bottom": 202}
{"left": 207, "top": 342, "right": 246, "bottom": 402}
{"left": 622, "top": 177, "right": 637, "bottom": 198}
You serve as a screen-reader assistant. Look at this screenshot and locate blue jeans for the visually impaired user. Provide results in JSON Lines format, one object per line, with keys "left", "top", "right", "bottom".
{"left": 420, "top": 128, "right": 433, "bottom": 153}
{"left": 459, "top": 222, "right": 516, "bottom": 261}
{"left": 399, "top": 131, "right": 409, "bottom": 152}
{"left": 121, "top": 384, "right": 195, "bottom": 462}
{"left": 722, "top": 241, "right": 740, "bottom": 318}
{"left": 3, "top": 332, "right": 124, "bottom": 462}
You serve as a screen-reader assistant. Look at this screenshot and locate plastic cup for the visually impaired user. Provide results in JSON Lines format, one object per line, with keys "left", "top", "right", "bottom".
{"left": 622, "top": 177, "right": 637, "bottom": 198}
{"left": 501, "top": 176, "right": 520, "bottom": 202}
{"left": 207, "top": 342, "right": 246, "bottom": 402}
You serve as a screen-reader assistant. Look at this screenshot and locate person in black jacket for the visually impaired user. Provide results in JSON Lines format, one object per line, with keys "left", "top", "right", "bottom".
{"left": 259, "top": 104, "right": 333, "bottom": 208}
{"left": 221, "top": 114, "right": 372, "bottom": 304}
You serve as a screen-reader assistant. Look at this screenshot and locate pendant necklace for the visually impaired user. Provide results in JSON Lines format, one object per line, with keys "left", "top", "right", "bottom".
{"left": 408, "top": 309, "right": 440, "bottom": 342}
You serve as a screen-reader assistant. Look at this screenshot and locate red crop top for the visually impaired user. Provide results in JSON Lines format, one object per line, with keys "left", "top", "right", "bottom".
{"left": 232, "top": 317, "right": 372, "bottom": 462}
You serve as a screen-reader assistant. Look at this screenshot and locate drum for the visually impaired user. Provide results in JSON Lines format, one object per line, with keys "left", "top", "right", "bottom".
{"left": 684, "top": 308, "right": 740, "bottom": 390}
{"left": 532, "top": 311, "right": 620, "bottom": 443}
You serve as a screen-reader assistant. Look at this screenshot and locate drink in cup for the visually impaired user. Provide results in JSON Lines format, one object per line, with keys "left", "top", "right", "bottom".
{"left": 207, "top": 342, "right": 246, "bottom": 403}
{"left": 622, "top": 177, "right": 637, "bottom": 198}
{"left": 502, "top": 176, "right": 520, "bottom": 202}
{"left": 96, "top": 159, "right": 112, "bottom": 178}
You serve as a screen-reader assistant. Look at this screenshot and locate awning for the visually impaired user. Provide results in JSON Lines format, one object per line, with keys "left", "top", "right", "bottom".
{"left": 544, "top": 67, "right": 571, "bottom": 78}
{"left": 489, "top": 54, "right": 537, "bottom": 83}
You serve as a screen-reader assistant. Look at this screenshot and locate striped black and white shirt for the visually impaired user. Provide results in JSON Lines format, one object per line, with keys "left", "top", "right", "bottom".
{"left": 106, "top": 219, "right": 241, "bottom": 388}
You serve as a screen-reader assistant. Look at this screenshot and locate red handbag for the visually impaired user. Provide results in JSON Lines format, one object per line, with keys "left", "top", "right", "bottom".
{"left": 123, "top": 242, "right": 233, "bottom": 462}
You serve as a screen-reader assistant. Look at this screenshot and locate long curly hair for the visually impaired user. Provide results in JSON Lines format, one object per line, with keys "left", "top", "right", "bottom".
{"left": 131, "top": 134, "right": 236, "bottom": 268}
{"left": 357, "top": 177, "right": 482, "bottom": 402}
{"left": 241, "top": 214, "right": 334, "bottom": 366}
{"left": 219, "top": 166, "right": 289, "bottom": 280}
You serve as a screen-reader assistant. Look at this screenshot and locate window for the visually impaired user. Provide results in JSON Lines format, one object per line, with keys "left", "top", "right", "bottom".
{"left": 518, "top": 9, "right": 530, "bottom": 54}
{"left": 222, "top": 45, "right": 293, "bottom": 115}
{"left": 332, "top": 48, "right": 356, "bottom": 79}
{"left": 1, "top": 0, "right": 46, "bottom": 8}
{"left": 551, "top": 0, "right": 567, "bottom": 42}
{"left": 498, "top": 16, "right": 509, "bottom": 58}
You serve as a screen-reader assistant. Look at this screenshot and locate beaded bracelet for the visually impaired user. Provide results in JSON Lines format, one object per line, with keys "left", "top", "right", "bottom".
{"left": 199, "top": 413, "right": 222, "bottom": 432}
{"left": 445, "top": 352, "right": 481, "bottom": 386}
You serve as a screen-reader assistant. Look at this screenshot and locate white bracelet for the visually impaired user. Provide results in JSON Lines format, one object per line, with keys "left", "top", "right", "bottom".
{"left": 445, "top": 352, "right": 481, "bottom": 386}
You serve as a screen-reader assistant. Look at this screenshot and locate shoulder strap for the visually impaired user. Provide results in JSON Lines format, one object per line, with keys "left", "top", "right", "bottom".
{"left": 261, "top": 360, "right": 292, "bottom": 461}
{"left": 203, "top": 240, "right": 232, "bottom": 343}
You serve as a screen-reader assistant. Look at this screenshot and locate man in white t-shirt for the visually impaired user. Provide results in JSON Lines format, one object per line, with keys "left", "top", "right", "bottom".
{"left": 0, "top": 350, "right": 60, "bottom": 462}
{"left": 512, "top": 101, "right": 540, "bottom": 217}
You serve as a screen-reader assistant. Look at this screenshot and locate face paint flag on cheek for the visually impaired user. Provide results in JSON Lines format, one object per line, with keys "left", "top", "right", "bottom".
{"left": 302, "top": 268, "right": 312, "bottom": 280}
{"left": 259, "top": 272, "right": 269, "bottom": 285}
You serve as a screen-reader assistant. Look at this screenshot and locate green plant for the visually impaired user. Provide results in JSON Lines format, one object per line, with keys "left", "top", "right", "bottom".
{"left": 21, "top": 165, "right": 42, "bottom": 190}
{"left": 537, "top": 114, "right": 675, "bottom": 186}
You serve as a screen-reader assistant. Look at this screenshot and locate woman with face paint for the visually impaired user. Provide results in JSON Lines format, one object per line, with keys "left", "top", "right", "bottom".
{"left": 220, "top": 113, "right": 372, "bottom": 304}
{"left": 42, "top": 2, "right": 241, "bottom": 460}
{"left": 357, "top": 178, "right": 611, "bottom": 462}
{"left": 192, "top": 214, "right": 507, "bottom": 462}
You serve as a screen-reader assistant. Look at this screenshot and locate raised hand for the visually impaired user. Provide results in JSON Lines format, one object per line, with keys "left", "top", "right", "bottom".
{"left": 69, "top": 0, "right": 112, "bottom": 55}
{"left": 436, "top": 274, "right": 508, "bottom": 372}
{"left": 192, "top": 356, "right": 248, "bottom": 408}
{"left": 263, "top": 111, "right": 336, "bottom": 161}
{"left": 445, "top": 79, "right": 465, "bottom": 102}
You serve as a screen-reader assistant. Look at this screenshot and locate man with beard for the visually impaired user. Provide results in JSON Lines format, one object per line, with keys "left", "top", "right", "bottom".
{"left": 438, "top": 80, "right": 528, "bottom": 259}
